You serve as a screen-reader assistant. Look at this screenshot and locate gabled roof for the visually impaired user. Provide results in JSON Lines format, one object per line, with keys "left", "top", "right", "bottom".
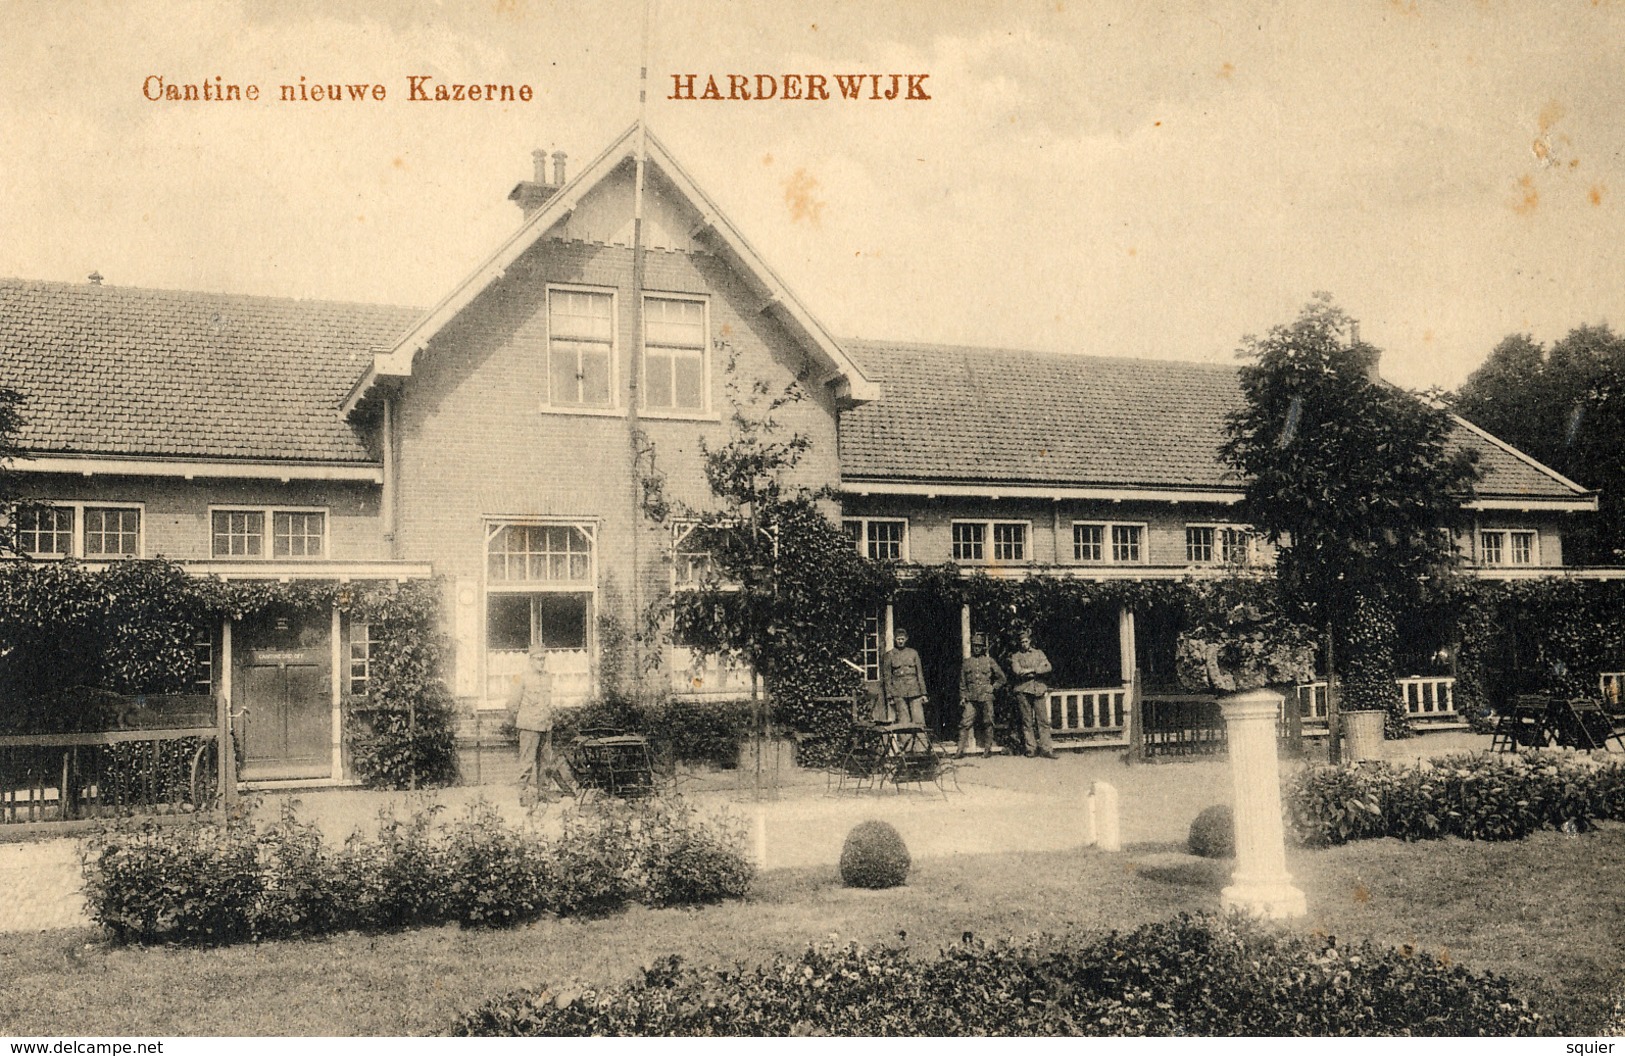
{"left": 0, "top": 278, "right": 418, "bottom": 466}
{"left": 838, "top": 338, "right": 1596, "bottom": 509}
{"left": 343, "top": 122, "right": 877, "bottom": 414}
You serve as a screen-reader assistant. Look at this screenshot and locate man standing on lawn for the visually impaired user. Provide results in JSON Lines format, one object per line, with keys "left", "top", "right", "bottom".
{"left": 1010, "top": 629, "right": 1057, "bottom": 759}
{"left": 508, "top": 647, "right": 577, "bottom": 805}
{"left": 958, "top": 632, "right": 1007, "bottom": 758}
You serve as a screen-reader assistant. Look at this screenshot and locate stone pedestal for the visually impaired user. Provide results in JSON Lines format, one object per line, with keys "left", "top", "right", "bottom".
{"left": 1218, "top": 689, "right": 1307, "bottom": 919}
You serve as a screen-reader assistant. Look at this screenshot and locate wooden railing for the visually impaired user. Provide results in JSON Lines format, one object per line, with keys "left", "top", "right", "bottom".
{"left": 1140, "top": 693, "right": 1226, "bottom": 757}
{"left": 1288, "top": 677, "right": 1458, "bottom": 728}
{"left": 1046, "top": 687, "right": 1129, "bottom": 745}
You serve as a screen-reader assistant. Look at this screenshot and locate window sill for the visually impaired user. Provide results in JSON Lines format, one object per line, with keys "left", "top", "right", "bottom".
{"left": 537, "top": 404, "right": 626, "bottom": 419}
{"left": 640, "top": 408, "right": 722, "bottom": 423}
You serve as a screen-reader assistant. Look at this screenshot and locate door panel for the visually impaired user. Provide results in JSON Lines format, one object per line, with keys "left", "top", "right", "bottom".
{"left": 234, "top": 611, "right": 333, "bottom": 781}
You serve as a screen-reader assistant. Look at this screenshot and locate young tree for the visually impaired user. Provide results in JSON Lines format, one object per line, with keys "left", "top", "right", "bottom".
{"left": 1221, "top": 295, "right": 1480, "bottom": 742}
{"left": 642, "top": 363, "right": 895, "bottom": 766}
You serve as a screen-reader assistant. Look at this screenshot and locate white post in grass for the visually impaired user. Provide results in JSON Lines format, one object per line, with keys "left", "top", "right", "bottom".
{"left": 1218, "top": 688, "right": 1306, "bottom": 918}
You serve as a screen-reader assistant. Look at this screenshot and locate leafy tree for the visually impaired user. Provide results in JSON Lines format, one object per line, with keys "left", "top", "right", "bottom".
{"left": 1456, "top": 324, "right": 1625, "bottom": 563}
{"left": 1221, "top": 295, "right": 1480, "bottom": 740}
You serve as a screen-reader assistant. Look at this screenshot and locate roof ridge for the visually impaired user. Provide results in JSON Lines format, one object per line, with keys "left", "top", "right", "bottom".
{"left": 0, "top": 276, "right": 423, "bottom": 316}
{"left": 841, "top": 335, "right": 1241, "bottom": 374}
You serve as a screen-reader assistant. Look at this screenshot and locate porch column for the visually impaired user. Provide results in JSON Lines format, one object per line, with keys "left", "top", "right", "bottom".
{"left": 1219, "top": 689, "right": 1306, "bottom": 919}
{"left": 883, "top": 603, "right": 895, "bottom": 649}
{"left": 960, "top": 604, "right": 972, "bottom": 659}
{"left": 218, "top": 618, "right": 236, "bottom": 806}
{"left": 1116, "top": 607, "right": 1136, "bottom": 686}
{"left": 1118, "top": 606, "right": 1141, "bottom": 762}
{"left": 330, "top": 606, "right": 344, "bottom": 780}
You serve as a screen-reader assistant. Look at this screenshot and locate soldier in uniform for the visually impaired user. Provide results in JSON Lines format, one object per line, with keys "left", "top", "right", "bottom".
{"left": 957, "top": 632, "right": 1007, "bottom": 758}
{"left": 1009, "top": 629, "right": 1057, "bottom": 759}
{"left": 507, "top": 647, "right": 578, "bottom": 804}
{"left": 881, "top": 628, "right": 929, "bottom": 741}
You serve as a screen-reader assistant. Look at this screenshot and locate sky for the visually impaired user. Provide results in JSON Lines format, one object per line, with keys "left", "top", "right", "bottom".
{"left": 5, "top": 0, "right": 1625, "bottom": 391}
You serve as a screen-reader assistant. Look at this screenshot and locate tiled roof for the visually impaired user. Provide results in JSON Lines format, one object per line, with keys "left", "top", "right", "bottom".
{"left": 0, "top": 279, "right": 420, "bottom": 463}
{"left": 839, "top": 339, "right": 1589, "bottom": 502}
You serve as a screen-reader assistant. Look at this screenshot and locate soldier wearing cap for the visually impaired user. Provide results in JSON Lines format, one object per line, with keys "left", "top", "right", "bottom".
{"left": 881, "top": 628, "right": 929, "bottom": 728}
{"left": 1010, "top": 629, "right": 1058, "bottom": 759}
{"left": 507, "top": 647, "right": 577, "bottom": 804}
{"left": 957, "top": 632, "right": 1007, "bottom": 758}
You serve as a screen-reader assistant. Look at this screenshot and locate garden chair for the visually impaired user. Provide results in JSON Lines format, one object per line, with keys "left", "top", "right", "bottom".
{"left": 1551, "top": 697, "right": 1624, "bottom": 751}
{"left": 1490, "top": 695, "right": 1556, "bottom": 753}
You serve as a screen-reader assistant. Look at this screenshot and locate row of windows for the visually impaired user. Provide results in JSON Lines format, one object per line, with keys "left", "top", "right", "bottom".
{"left": 841, "top": 519, "right": 1545, "bottom": 568}
{"left": 545, "top": 287, "right": 711, "bottom": 414}
{"left": 13, "top": 505, "right": 327, "bottom": 560}
{"left": 843, "top": 517, "right": 1241, "bottom": 567}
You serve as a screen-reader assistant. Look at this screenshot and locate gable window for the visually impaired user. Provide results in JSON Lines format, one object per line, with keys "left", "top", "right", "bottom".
{"left": 211, "top": 508, "right": 326, "bottom": 559}
{"left": 1480, "top": 529, "right": 1537, "bottom": 567}
{"left": 487, "top": 522, "right": 594, "bottom": 583}
{"left": 548, "top": 287, "right": 614, "bottom": 408}
{"left": 843, "top": 518, "right": 908, "bottom": 561}
{"left": 1074, "top": 521, "right": 1146, "bottom": 564}
{"left": 953, "top": 520, "right": 1028, "bottom": 564}
{"left": 1186, "top": 524, "right": 1256, "bottom": 566}
{"left": 644, "top": 295, "right": 708, "bottom": 412}
{"left": 16, "top": 503, "right": 142, "bottom": 559}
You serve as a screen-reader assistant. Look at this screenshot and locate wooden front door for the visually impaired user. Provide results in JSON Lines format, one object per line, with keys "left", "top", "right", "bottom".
{"left": 236, "top": 612, "right": 332, "bottom": 780}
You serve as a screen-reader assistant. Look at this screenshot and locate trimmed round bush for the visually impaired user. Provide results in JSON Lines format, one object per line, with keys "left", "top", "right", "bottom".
{"left": 1187, "top": 804, "right": 1235, "bottom": 859}
{"left": 839, "top": 820, "right": 910, "bottom": 889}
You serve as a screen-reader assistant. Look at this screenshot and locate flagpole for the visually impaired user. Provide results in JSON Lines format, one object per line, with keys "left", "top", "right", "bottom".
{"left": 627, "top": 0, "right": 653, "bottom": 682}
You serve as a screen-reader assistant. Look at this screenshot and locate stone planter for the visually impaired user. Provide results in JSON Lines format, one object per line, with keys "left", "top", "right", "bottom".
{"left": 1341, "top": 709, "right": 1386, "bottom": 763}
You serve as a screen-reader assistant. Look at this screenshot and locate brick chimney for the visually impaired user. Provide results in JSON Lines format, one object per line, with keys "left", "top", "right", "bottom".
{"left": 508, "top": 147, "right": 565, "bottom": 219}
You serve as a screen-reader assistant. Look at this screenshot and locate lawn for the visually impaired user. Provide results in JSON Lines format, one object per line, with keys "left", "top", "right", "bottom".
{"left": 1, "top": 822, "right": 1621, "bottom": 1036}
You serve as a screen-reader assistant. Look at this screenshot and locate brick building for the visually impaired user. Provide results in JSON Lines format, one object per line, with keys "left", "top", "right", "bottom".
{"left": 0, "top": 123, "right": 1599, "bottom": 783}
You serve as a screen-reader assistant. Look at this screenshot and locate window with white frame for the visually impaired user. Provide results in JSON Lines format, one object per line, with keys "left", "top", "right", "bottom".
{"left": 952, "top": 520, "right": 1029, "bottom": 564}
{"left": 842, "top": 518, "right": 908, "bottom": 561}
{"left": 860, "top": 614, "right": 882, "bottom": 682}
{"left": 211, "top": 508, "right": 325, "bottom": 559}
{"left": 1479, "top": 529, "right": 1538, "bottom": 566}
{"left": 548, "top": 287, "right": 614, "bottom": 408}
{"left": 487, "top": 522, "right": 594, "bottom": 583}
{"left": 673, "top": 521, "right": 746, "bottom": 589}
{"left": 191, "top": 632, "right": 213, "bottom": 694}
{"left": 1073, "top": 522, "right": 1145, "bottom": 564}
{"left": 16, "top": 503, "right": 142, "bottom": 558}
{"left": 643, "top": 295, "right": 708, "bottom": 412}
{"left": 348, "top": 621, "right": 377, "bottom": 695}
{"left": 1185, "top": 524, "right": 1256, "bottom": 565}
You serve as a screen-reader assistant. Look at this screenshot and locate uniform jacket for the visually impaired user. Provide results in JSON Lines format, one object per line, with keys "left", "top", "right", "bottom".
{"left": 1009, "top": 647, "right": 1053, "bottom": 696}
{"left": 959, "top": 654, "right": 1008, "bottom": 703}
{"left": 507, "top": 669, "right": 556, "bottom": 731}
{"left": 882, "top": 646, "right": 927, "bottom": 701}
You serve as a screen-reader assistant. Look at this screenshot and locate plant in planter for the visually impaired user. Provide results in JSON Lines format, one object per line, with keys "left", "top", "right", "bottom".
{"left": 1175, "top": 581, "right": 1317, "bottom": 694}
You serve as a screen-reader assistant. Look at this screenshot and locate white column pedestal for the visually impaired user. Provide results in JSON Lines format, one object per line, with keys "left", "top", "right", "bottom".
{"left": 1218, "top": 689, "right": 1307, "bottom": 919}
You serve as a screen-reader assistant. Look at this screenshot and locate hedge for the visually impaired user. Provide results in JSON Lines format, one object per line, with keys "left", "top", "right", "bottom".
{"left": 451, "top": 912, "right": 1540, "bottom": 1036}
{"left": 1286, "top": 750, "right": 1625, "bottom": 846}
{"left": 81, "top": 795, "right": 753, "bottom": 945}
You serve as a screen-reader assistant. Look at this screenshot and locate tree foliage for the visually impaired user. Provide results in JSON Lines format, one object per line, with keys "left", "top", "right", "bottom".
{"left": 0, "top": 387, "right": 28, "bottom": 556}
{"left": 643, "top": 364, "right": 895, "bottom": 765}
{"left": 1221, "top": 295, "right": 1480, "bottom": 716}
{"left": 1455, "top": 324, "right": 1625, "bottom": 563}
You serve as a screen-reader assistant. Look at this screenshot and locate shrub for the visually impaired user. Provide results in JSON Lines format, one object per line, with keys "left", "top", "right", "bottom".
{"left": 539, "top": 803, "right": 643, "bottom": 916}
{"left": 1186, "top": 804, "right": 1234, "bottom": 858}
{"left": 451, "top": 912, "right": 1542, "bottom": 1036}
{"left": 635, "top": 797, "right": 755, "bottom": 907}
{"left": 839, "top": 819, "right": 910, "bottom": 889}
{"left": 81, "top": 820, "right": 263, "bottom": 946}
{"left": 1287, "top": 750, "right": 1625, "bottom": 846}
{"left": 442, "top": 801, "right": 549, "bottom": 927}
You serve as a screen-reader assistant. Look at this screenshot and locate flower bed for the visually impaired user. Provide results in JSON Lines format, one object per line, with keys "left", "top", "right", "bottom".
{"left": 1286, "top": 750, "right": 1625, "bottom": 846}
{"left": 80, "top": 795, "right": 753, "bottom": 946}
{"left": 451, "top": 912, "right": 1540, "bottom": 1036}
